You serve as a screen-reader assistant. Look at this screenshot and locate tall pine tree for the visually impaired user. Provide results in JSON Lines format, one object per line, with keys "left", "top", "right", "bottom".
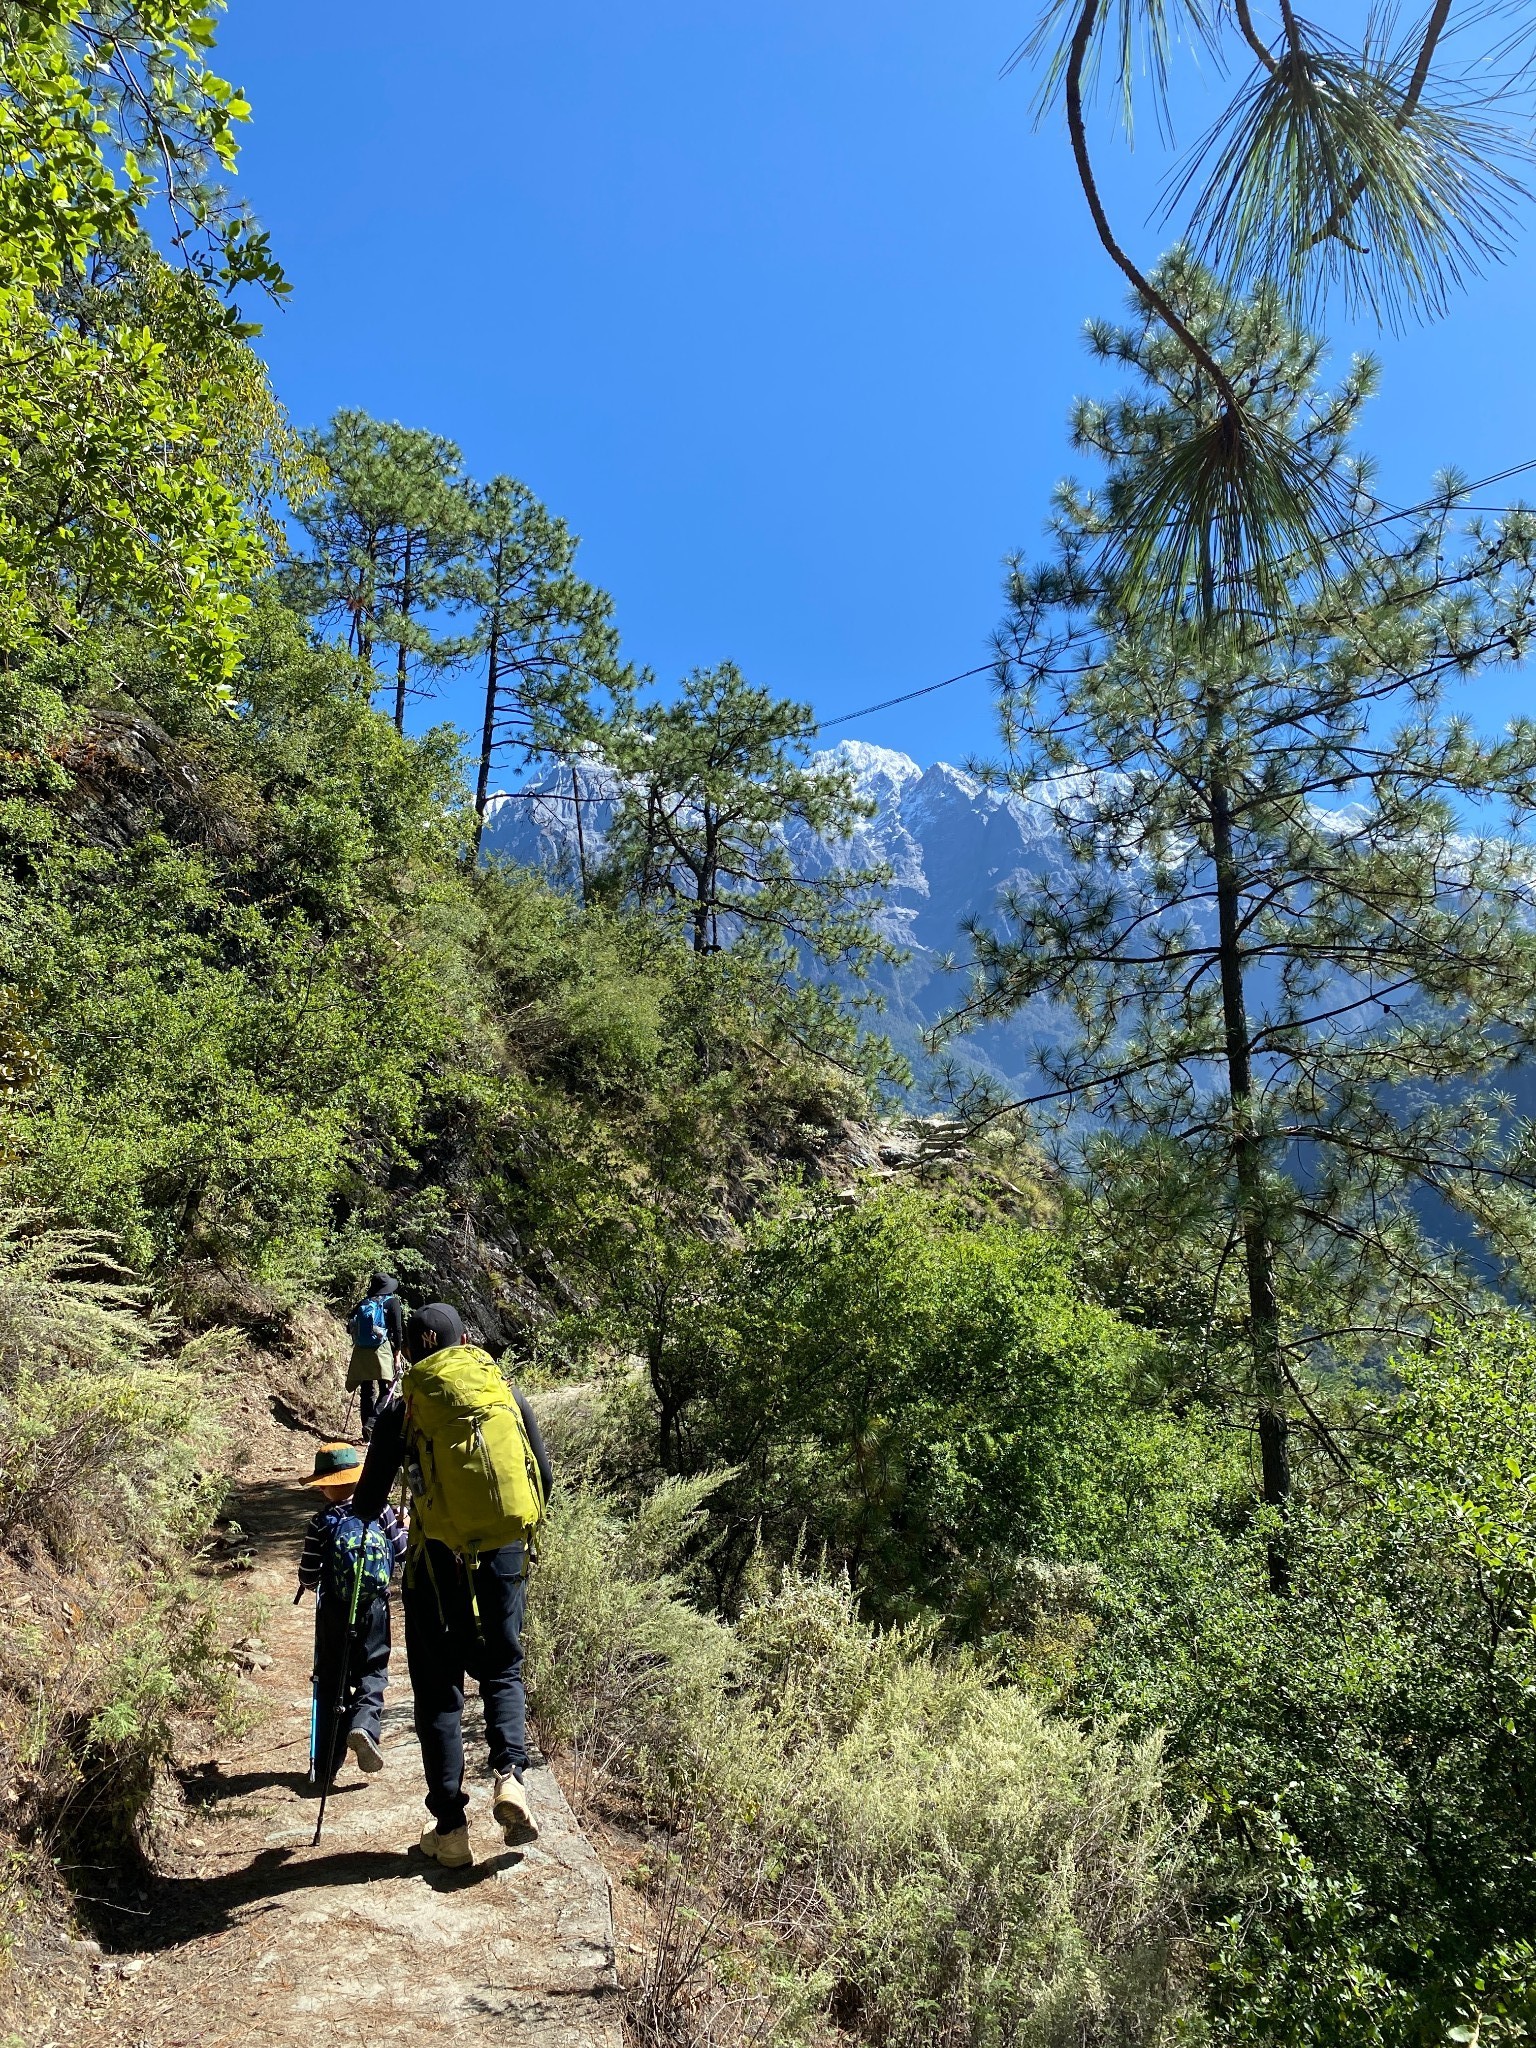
{"left": 942, "top": 267, "right": 1536, "bottom": 1584}
{"left": 459, "top": 475, "right": 623, "bottom": 862}
{"left": 287, "top": 410, "right": 467, "bottom": 730}
{"left": 606, "top": 664, "right": 904, "bottom": 1085}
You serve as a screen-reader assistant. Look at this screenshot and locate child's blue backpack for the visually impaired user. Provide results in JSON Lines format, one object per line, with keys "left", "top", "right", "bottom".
{"left": 348, "top": 1295, "right": 389, "bottom": 1349}
{"left": 323, "top": 1513, "right": 393, "bottom": 1613}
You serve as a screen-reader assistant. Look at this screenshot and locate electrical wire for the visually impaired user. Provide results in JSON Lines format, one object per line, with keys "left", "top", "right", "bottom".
{"left": 810, "top": 458, "right": 1536, "bottom": 737}
{"left": 488, "top": 457, "right": 1536, "bottom": 793}
{"left": 812, "top": 662, "right": 997, "bottom": 734}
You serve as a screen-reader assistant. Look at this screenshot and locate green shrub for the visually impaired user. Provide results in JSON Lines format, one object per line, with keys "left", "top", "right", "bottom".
{"left": 526, "top": 1473, "right": 738, "bottom": 1809}
{"left": 0, "top": 1212, "right": 221, "bottom": 1556}
{"left": 0, "top": 1210, "right": 231, "bottom": 1893}
{"left": 646, "top": 1186, "right": 1195, "bottom": 1632}
{"left": 1083, "top": 1314, "right": 1536, "bottom": 2044}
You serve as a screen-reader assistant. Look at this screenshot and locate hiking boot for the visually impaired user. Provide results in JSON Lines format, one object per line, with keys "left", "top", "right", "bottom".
{"left": 419, "top": 1822, "right": 472, "bottom": 1868}
{"left": 493, "top": 1771, "right": 538, "bottom": 1847}
{"left": 348, "top": 1729, "right": 384, "bottom": 1775}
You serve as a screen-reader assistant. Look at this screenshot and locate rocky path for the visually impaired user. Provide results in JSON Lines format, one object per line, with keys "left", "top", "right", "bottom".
{"left": 55, "top": 1405, "right": 623, "bottom": 2048}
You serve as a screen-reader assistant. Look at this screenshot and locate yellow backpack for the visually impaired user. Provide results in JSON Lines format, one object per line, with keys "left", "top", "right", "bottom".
{"left": 402, "top": 1344, "right": 545, "bottom": 1557}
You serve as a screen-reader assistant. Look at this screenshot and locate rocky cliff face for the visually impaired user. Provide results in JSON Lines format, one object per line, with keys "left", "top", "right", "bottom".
{"left": 480, "top": 739, "right": 1082, "bottom": 1097}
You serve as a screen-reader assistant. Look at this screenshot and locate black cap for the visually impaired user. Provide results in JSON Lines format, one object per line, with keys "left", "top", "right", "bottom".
{"left": 405, "top": 1302, "right": 464, "bottom": 1359}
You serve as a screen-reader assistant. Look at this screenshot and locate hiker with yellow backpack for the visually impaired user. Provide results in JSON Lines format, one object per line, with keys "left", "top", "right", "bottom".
{"left": 351, "top": 1302, "right": 552, "bottom": 1869}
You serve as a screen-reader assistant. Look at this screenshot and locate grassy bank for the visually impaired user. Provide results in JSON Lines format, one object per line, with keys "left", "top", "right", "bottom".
{"left": 528, "top": 1462, "right": 1198, "bottom": 2048}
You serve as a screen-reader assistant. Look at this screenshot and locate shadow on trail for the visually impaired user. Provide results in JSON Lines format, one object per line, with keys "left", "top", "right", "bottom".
{"left": 214, "top": 1470, "right": 312, "bottom": 1550}
{"left": 182, "top": 1767, "right": 344, "bottom": 1803}
{"left": 81, "top": 1839, "right": 528, "bottom": 1951}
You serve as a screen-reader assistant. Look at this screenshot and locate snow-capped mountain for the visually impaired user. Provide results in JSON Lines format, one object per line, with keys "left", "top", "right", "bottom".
{"left": 479, "top": 739, "right": 1085, "bottom": 1095}
{"left": 479, "top": 738, "right": 1535, "bottom": 1110}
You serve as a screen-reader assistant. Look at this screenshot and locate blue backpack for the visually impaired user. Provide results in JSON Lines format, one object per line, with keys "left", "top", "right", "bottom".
{"left": 323, "top": 1513, "right": 393, "bottom": 1613}
{"left": 348, "top": 1295, "right": 389, "bottom": 1349}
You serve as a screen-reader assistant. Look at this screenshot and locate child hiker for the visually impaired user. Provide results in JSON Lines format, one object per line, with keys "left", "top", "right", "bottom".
{"left": 296, "top": 1442, "right": 408, "bottom": 1785}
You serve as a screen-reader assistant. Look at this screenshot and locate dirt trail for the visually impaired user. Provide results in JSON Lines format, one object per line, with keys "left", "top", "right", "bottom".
{"left": 56, "top": 1403, "right": 623, "bottom": 2048}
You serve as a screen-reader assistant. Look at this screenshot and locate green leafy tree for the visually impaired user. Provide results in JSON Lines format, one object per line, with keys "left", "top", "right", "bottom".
{"left": 0, "top": 1, "right": 285, "bottom": 302}
{"left": 287, "top": 409, "right": 469, "bottom": 730}
{"left": 7, "top": 594, "right": 476, "bottom": 1274}
{"left": 0, "top": 3, "right": 287, "bottom": 698}
{"left": 459, "top": 474, "right": 626, "bottom": 862}
{"left": 942, "top": 271, "right": 1536, "bottom": 1582}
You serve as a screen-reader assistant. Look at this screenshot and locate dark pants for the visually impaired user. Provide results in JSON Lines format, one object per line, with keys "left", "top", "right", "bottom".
{"left": 312, "top": 1591, "right": 391, "bottom": 1784}
{"left": 401, "top": 1538, "right": 529, "bottom": 1831}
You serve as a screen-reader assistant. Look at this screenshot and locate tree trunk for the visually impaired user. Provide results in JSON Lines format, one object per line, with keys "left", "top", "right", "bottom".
{"left": 571, "top": 762, "right": 589, "bottom": 907}
{"left": 472, "top": 612, "right": 500, "bottom": 863}
{"left": 1210, "top": 761, "right": 1292, "bottom": 1592}
{"left": 358, "top": 533, "right": 378, "bottom": 668}
{"left": 693, "top": 809, "right": 719, "bottom": 954}
{"left": 393, "top": 532, "right": 415, "bottom": 734}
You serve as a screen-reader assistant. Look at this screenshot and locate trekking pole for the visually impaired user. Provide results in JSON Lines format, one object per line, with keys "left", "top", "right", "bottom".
{"left": 311, "top": 1554, "right": 365, "bottom": 1849}
{"left": 293, "top": 1583, "right": 318, "bottom": 1783}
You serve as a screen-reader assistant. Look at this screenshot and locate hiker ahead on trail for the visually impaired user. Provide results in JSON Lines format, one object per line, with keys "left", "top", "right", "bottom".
{"left": 353, "top": 1303, "right": 552, "bottom": 1870}
{"left": 347, "top": 1273, "right": 406, "bottom": 1442}
{"left": 296, "top": 1443, "right": 408, "bottom": 1791}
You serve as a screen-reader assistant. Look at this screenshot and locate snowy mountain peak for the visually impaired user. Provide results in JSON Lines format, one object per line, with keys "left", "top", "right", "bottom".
{"left": 812, "top": 740, "right": 926, "bottom": 802}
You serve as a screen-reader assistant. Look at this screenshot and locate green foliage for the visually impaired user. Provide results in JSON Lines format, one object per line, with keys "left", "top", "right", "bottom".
{"left": 526, "top": 1472, "right": 738, "bottom": 1809}
{"left": 1081, "top": 1316, "right": 1536, "bottom": 2042}
{"left": 956, "top": 276, "right": 1536, "bottom": 1533}
{"left": 0, "top": 258, "right": 272, "bottom": 693}
{"left": 0, "top": 1209, "right": 224, "bottom": 1555}
{"left": 284, "top": 411, "right": 627, "bottom": 812}
{"left": 631, "top": 1185, "right": 1187, "bottom": 1633}
{"left": 0, "top": 5, "right": 286, "bottom": 699}
{"left": 461, "top": 470, "right": 627, "bottom": 846}
{"left": 286, "top": 407, "right": 469, "bottom": 729}
{"left": 602, "top": 661, "right": 905, "bottom": 1090}
{"left": 1014, "top": 0, "right": 1530, "bottom": 633}
{"left": 0, "top": 1207, "right": 232, "bottom": 1880}
{"left": 5, "top": 597, "right": 476, "bottom": 1277}
{"left": 0, "top": 2, "right": 282, "bottom": 299}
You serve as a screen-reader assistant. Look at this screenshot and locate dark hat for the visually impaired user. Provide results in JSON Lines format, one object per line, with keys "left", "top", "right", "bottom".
{"left": 368, "top": 1273, "right": 399, "bottom": 1298}
{"left": 304, "top": 1441, "right": 363, "bottom": 1490}
{"left": 404, "top": 1302, "right": 464, "bottom": 1359}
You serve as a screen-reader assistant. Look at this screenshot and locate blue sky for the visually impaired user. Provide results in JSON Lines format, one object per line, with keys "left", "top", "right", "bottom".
{"left": 219, "top": 0, "right": 1536, "bottom": 768}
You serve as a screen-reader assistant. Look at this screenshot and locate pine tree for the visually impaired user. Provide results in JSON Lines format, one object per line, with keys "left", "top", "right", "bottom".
{"left": 942, "top": 267, "right": 1536, "bottom": 1585}
{"left": 605, "top": 664, "right": 905, "bottom": 1083}
{"left": 287, "top": 410, "right": 467, "bottom": 729}
{"left": 1013, "top": 0, "right": 1533, "bottom": 630}
{"left": 459, "top": 475, "right": 624, "bottom": 863}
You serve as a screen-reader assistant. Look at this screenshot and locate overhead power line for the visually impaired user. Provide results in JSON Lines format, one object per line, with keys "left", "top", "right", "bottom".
{"left": 485, "top": 460, "right": 1536, "bottom": 805}
{"left": 813, "top": 662, "right": 997, "bottom": 735}
{"left": 811, "top": 459, "right": 1536, "bottom": 738}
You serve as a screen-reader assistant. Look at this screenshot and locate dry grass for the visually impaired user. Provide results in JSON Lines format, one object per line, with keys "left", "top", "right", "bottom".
{"left": 531, "top": 1483, "right": 1199, "bottom": 2048}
